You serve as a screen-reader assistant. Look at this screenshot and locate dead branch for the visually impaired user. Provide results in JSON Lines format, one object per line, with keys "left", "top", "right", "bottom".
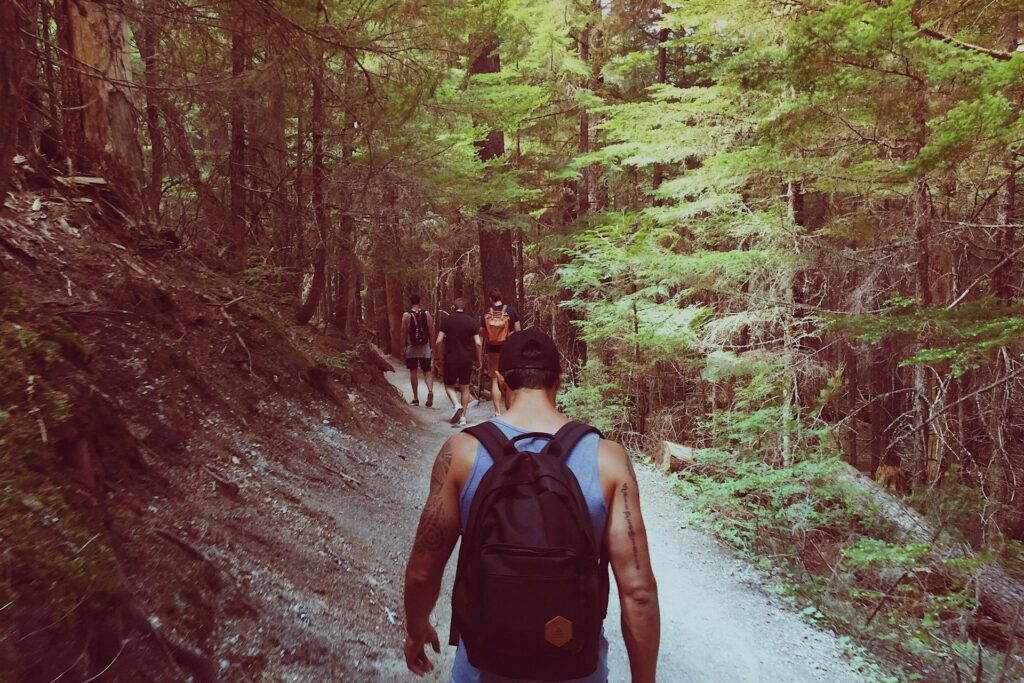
{"left": 153, "top": 528, "right": 225, "bottom": 591}
{"left": 202, "top": 464, "right": 241, "bottom": 498}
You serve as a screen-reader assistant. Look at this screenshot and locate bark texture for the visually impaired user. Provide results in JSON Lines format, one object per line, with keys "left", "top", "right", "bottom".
{"left": 56, "top": 0, "right": 143, "bottom": 199}
{"left": 0, "top": 0, "right": 25, "bottom": 197}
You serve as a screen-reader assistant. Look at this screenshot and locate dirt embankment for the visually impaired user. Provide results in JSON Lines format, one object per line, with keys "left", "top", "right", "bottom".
{"left": 0, "top": 188, "right": 427, "bottom": 681}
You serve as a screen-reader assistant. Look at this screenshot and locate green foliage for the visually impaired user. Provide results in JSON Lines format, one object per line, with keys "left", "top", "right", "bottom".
{"left": 835, "top": 298, "right": 1024, "bottom": 376}
{"left": 324, "top": 350, "right": 361, "bottom": 371}
{"left": 557, "top": 358, "right": 627, "bottom": 434}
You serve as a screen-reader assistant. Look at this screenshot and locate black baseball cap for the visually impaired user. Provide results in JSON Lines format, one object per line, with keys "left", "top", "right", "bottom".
{"left": 498, "top": 328, "right": 561, "bottom": 373}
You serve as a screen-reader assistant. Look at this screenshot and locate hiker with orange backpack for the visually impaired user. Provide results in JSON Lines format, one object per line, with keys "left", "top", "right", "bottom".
{"left": 479, "top": 289, "right": 521, "bottom": 416}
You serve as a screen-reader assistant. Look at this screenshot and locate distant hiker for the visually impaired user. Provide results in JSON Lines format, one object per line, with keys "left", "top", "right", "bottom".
{"left": 402, "top": 295, "right": 435, "bottom": 407}
{"left": 403, "top": 329, "right": 660, "bottom": 682}
{"left": 436, "top": 298, "right": 482, "bottom": 427}
{"left": 479, "top": 289, "right": 521, "bottom": 416}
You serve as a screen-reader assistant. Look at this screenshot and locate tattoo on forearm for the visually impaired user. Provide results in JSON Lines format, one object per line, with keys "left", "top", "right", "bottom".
{"left": 413, "top": 442, "right": 455, "bottom": 554}
{"left": 622, "top": 483, "right": 641, "bottom": 570}
{"left": 414, "top": 500, "right": 446, "bottom": 552}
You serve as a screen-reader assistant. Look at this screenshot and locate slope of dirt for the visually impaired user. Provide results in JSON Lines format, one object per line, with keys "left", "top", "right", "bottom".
{"left": 0, "top": 187, "right": 428, "bottom": 681}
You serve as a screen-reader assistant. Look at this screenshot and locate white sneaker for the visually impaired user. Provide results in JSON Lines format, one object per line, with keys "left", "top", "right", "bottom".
{"left": 458, "top": 417, "right": 467, "bottom": 427}
{"left": 449, "top": 404, "right": 464, "bottom": 425}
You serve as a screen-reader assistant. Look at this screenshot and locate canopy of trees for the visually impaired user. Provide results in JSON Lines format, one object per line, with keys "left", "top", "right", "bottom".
{"left": 3, "top": 0, "right": 1024, "bottom": 677}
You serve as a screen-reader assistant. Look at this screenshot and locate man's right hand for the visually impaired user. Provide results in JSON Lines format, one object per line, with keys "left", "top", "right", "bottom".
{"left": 404, "top": 624, "right": 440, "bottom": 676}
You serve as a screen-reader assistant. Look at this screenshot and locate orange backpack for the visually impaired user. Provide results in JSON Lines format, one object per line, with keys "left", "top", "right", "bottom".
{"left": 483, "top": 305, "right": 511, "bottom": 345}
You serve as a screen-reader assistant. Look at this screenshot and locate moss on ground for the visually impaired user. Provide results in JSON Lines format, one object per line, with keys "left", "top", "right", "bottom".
{"left": 0, "top": 284, "right": 121, "bottom": 677}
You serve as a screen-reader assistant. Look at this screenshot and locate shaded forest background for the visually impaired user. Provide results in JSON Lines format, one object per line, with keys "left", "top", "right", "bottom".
{"left": 2, "top": 0, "right": 1024, "bottom": 679}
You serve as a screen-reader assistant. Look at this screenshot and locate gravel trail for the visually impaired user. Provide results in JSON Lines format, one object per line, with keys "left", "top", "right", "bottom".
{"left": 384, "top": 366, "right": 866, "bottom": 683}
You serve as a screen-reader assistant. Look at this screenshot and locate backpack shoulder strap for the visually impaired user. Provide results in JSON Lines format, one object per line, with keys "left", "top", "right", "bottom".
{"left": 545, "top": 421, "right": 602, "bottom": 462}
{"left": 462, "top": 421, "right": 515, "bottom": 460}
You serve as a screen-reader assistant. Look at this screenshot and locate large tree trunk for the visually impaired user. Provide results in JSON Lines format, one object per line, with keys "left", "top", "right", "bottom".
{"left": 288, "top": 104, "right": 307, "bottom": 299}
{"left": 56, "top": 0, "right": 144, "bottom": 202}
{"left": 0, "top": 0, "right": 25, "bottom": 197}
{"left": 296, "top": 57, "right": 329, "bottom": 327}
{"left": 138, "top": 0, "right": 164, "bottom": 220}
{"left": 993, "top": 13, "right": 1020, "bottom": 302}
{"left": 651, "top": 6, "right": 669, "bottom": 198}
{"left": 295, "top": 244, "right": 326, "bottom": 325}
{"left": 470, "top": 37, "right": 517, "bottom": 308}
{"left": 385, "top": 267, "right": 405, "bottom": 356}
{"left": 332, "top": 55, "right": 357, "bottom": 333}
{"left": 577, "top": 24, "right": 591, "bottom": 218}
{"left": 912, "top": 175, "right": 933, "bottom": 487}
{"left": 369, "top": 235, "right": 391, "bottom": 350}
{"left": 267, "top": 63, "right": 290, "bottom": 270}
{"left": 157, "top": 91, "right": 227, "bottom": 224}
{"left": 228, "top": 22, "right": 249, "bottom": 272}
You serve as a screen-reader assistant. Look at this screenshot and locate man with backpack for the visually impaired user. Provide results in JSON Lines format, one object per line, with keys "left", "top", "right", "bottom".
{"left": 403, "top": 329, "right": 660, "bottom": 682}
{"left": 479, "top": 290, "right": 522, "bottom": 416}
{"left": 436, "top": 298, "right": 483, "bottom": 427}
{"left": 401, "top": 295, "right": 436, "bottom": 407}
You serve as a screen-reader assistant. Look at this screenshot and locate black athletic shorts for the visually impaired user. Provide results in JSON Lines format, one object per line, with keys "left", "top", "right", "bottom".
{"left": 405, "top": 357, "right": 431, "bottom": 372}
{"left": 444, "top": 359, "right": 471, "bottom": 387}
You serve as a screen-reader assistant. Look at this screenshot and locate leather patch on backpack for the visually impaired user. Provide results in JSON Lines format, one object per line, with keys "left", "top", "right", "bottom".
{"left": 545, "top": 616, "right": 573, "bottom": 647}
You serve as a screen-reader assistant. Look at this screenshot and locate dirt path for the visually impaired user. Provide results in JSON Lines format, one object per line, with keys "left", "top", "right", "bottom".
{"left": 381, "top": 364, "right": 866, "bottom": 683}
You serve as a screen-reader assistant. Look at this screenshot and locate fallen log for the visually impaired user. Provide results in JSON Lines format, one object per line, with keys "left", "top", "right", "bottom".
{"left": 838, "top": 464, "right": 1024, "bottom": 634}
{"left": 653, "top": 440, "right": 696, "bottom": 473}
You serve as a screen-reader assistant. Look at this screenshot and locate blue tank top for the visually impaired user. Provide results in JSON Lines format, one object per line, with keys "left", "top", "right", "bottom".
{"left": 450, "top": 418, "right": 609, "bottom": 683}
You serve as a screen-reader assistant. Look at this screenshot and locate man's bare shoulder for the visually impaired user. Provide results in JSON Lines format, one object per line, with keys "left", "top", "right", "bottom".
{"left": 597, "top": 438, "right": 638, "bottom": 488}
{"left": 441, "top": 431, "right": 478, "bottom": 482}
{"left": 445, "top": 431, "right": 478, "bottom": 458}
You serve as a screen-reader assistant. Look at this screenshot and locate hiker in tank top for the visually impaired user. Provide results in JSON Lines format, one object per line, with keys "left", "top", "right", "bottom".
{"left": 403, "top": 329, "right": 661, "bottom": 683}
{"left": 479, "top": 290, "right": 521, "bottom": 416}
{"left": 402, "top": 295, "right": 436, "bottom": 407}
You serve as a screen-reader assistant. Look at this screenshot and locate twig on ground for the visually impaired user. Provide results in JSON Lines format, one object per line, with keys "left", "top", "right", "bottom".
{"left": 314, "top": 460, "right": 363, "bottom": 488}
{"left": 46, "top": 644, "right": 87, "bottom": 682}
{"left": 206, "top": 295, "right": 245, "bottom": 308}
{"left": 153, "top": 528, "right": 224, "bottom": 590}
{"left": 80, "top": 639, "right": 127, "bottom": 683}
{"left": 235, "top": 333, "right": 253, "bottom": 375}
{"left": 73, "top": 533, "right": 101, "bottom": 556}
{"left": 202, "top": 464, "right": 241, "bottom": 498}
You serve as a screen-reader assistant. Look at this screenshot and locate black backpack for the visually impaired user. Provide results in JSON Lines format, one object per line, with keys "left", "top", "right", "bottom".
{"left": 408, "top": 309, "right": 429, "bottom": 346}
{"left": 450, "top": 421, "right": 609, "bottom": 681}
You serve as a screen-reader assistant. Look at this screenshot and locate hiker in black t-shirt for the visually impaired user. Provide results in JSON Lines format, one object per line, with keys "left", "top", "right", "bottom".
{"left": 436, "top": 298, "right": 482, "bottom": 427}
{"left": 401, "top": 294, "right": 435, "bottom": 407}
{"left": 479, "top": 290, "right": 521, "bottom": 416}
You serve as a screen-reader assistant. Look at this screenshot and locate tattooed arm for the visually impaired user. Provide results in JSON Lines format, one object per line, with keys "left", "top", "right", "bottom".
{"left": 602, "top": 439, "right": 660, "bottom": 683}
{"left": 403, "top": 433, "right": 471, "bottom": 675}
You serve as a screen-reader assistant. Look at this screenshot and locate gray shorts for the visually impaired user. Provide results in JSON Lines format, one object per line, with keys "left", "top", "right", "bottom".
{"left": 405, "top": 343, "right": 432, "bottom": 360}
